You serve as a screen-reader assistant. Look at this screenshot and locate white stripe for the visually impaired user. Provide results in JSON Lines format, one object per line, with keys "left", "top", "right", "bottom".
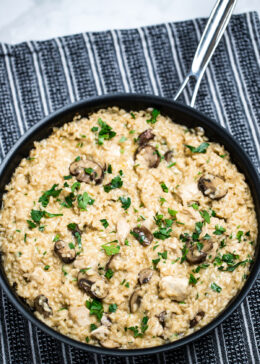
{"left": 84, "top": 33, "right": 106, "bottom": 94}
{"left": 246, "top": 13, "right": 260, "bottom": 68}
{"left": 61, "top": 343, "right": 68, "bottom": 364}
{"left": 245, "top": 296, "right": 260, "bottom": 362}
{"left": 2, "top": 296, "right": 11, "bottom": 363}
{"left": 54, "top": 38, "right": 75, "bottom": 103}
{"left": 28, "top": 322, "right": 37, "bottom": 364}
{"left": 241, "top": 302, "right": 256, "bottom": 364}
{"left": 0, "top": 311, "right": 7, "bottom": 364}
{"left": 116, "top": 30, "right": 134, "bottom": 92}
{"left": 165, "top": 23, "right": 189, "bottom": 104}
{"left": 224, "top": 32, "right": 260, "bottom": 163}
{"left": 142, "top": 27, "right": 163, "bottom": 95}
{"left": 219, "top": 324, "right": 229, "bottom": 363}
{"left": 94, "top": 353, "right": 99, "bottom": 364}
{"left": 111, "top": 30, "right": 130, "bottom": 92}
{"left": 137, "top": 28, "right": 159, "bottom": 95}
{"left": 214, "top": 328, "right": 224, "bottom": 364}
{"left": 0, "top": 137, "right": 5, "bottom": 159}
{"left": 193, "top": 20, "right": 227, "bottom": 129}
{"left": 186, "top": 344, "right": 193, "bottom": 364}
{"left": 2, "top": 44, "right": 25, "bottom": 135}
{"left": 26, "top": 41, "right": 49, "bottom": 116}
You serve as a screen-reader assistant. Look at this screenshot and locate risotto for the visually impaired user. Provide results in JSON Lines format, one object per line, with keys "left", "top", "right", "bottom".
{"left": 0, "top": 107, "right": 257, "bottom": 349}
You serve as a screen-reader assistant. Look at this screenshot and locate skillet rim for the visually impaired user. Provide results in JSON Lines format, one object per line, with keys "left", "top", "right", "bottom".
{"left": 0, "top": 93, "right": 259, "bottom": 357}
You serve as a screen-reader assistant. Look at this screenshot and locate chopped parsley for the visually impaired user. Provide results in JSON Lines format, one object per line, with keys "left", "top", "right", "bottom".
{"left": 158, "top": 251, "right": 168, "bottom": 260}
{"left": 63, "top": 175, "right": 72, "bottom": 180}
{"left": 167, "top": 162, "right": 176, "bottom": 168}
{"left": 107, "top": 164, "right": 112, "bottom": 174}
{"left": 191, "top": 203, "right": 199, "bottom": 210}
{"left": 92, "top": 118, "right": 116, "bottom": 145}
{"left": 44, "top": 265, "right": 50, "bottom": 271}
{"left": 71, "top": 181, "right": 81, "bottom": 193}
{"left": 119, "top": 196, "right": 131, "bottom": 210}
{"left": 189, "top": 273, "right": 199, "bottom": 285}
{"left": 86, "top": 299, "right": 104, "bottom": 321}
{"left": 119, "top": 136, "right": 127, "bottom": 143}
{"left": 101, "top": 241, "right": 120, "bottom": 256}
{"left": 200, "top": 210, "right": 210, "bottom": 223}
{"left": 104, "top": 175, "right": 123, "bottom": 192}
{"left": 105, "top": 269, "right": 114, "bottom": 279}
{"left": 161, "top": 182, "right": 168, "bottom": 193}
{"left": 29, "top": 209, "right": 63, "bottom": 227}
{"left": 100, "top": 219, "right": 109, "bottom": 228}
{"left": 181, "top": 244, "right": 189, "bottom": 263}
{"left": 211, "top": 282, "right": 222, "bottom": 293}
{"left": 109, "top": 303, "right": 118, "bottom": 313}
{"left": 128, "top": 316, "right": 149, "bottom": 337}
{"left": 146, "top": 109, "right": 160, "bottom": 124}
{"left": 38, "top": 184, "right": 62, "bottom": 207}
{"left": 236, "top": 230, "right": 244, "bottom": 242}
{"left": 185, "top": 142, "right": 209, "bottom": 154}
{"left": 90, "top": 324, "right": 97, "bottom": 332}
{"left": 153, "top": 213, "right": 173, "bottom": 240}
{"left": 130, "top": 112, "right": 136, "bottom": 119}
{"left": 77, "top": 192, "right": 95, "bottom": 210}
{"left": 213, "top": 225, "right": 226, "bottom": 235}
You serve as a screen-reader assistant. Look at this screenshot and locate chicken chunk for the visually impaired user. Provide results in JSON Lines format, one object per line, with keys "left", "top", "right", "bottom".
{"left": 69, "top": 306, "right": 91, "bottom": 327}
{"left": 159, "top": 276, "right": 189, "bottom": 301}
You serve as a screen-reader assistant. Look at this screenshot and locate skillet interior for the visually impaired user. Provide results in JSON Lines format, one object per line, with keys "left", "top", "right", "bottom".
{"left": 0, "top": 93, "right": 259, "bottom": 356}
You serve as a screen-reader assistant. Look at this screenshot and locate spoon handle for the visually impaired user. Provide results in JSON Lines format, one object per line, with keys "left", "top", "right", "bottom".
{"left": 174, "top": 0, "right": 237, "bottom": 107}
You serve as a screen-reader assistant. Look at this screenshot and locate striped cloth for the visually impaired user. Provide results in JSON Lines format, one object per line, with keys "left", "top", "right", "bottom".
{"left": 0, "top": 11, "right": 259, "bottom": 364}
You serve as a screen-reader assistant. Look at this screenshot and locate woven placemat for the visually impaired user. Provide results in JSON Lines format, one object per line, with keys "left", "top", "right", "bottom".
{"left": 0, "top": 12, "right": 259, "bottom": 364}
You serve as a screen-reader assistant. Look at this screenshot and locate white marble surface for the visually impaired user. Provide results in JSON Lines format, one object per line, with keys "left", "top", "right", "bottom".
{"left": 0, "top": 0, "right": 259, "bottom": 44}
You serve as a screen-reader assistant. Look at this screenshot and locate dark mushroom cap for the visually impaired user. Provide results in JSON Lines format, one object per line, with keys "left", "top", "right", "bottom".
{"left": 101, "top": 314, "right": 112, "bottom": 327}
{"left": 69, "top": 158, "right": 104, "bottom": 184}
{"left": 77, "top": 269, "right": 108, "bottom": 299}
{"left": 138, "top": 268, "right": 153, "bottom": 284}
{"left": 34, "top": 295, "right": 53, "bottom": 318}
{"left": 186, "top": 240, "right": 213, "bottom": 264}
{"left": 129, "top": 289, "right": 142, "bottom": 313}
{"left": 164, "top": 150, "right": 174, "bottom": 162}
{"left": 198, "top": 174, "right": 228, "bottom": 200}
{"left": 134, "top": 144, "right": 160, "bottom": 168}
{"left": 54, "top": 240, "right": 76, "bottom": 264}
{"left": 132, "top": 226, "right": 153, "bottom": 246}
{"left": 105, "top": 253, "right": 120, "bottom": 271}
{"left": 190, "top": 310, "right": 205, "bottom": 328}
{"left": 158, "top": 311, "right": 168, "bottom": 327}
{"left": 137, "top": 129, "right": 155, "bottom": 146}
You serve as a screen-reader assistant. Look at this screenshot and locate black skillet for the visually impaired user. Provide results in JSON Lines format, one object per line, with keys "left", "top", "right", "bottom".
{"left": 0, "top": 0, "right": 259, "bottom": 357}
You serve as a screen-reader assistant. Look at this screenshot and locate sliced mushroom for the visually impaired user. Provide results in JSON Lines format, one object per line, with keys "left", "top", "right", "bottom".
{"left": 129, "top": 289, "right": 142, "bottom": 313}
{"left": 34, "top": 295, "right": 53, "bottom": 318}
{"left": 134, "top": 144, "right": 160, "bottom": 168}
{"left": 101, "top": 314, "right": 112, "bottom": 327}
{"left": 138, "top": 129, "right": 155, "bottom": 146}
{"left": 90, "top": 325, "right": 109, "bottom": 341}
{"left": 138, "top": 268, "right": 153, "bottom": 284}
{"left": 68, "top": 223, "right": 82, "bottom": 238}
{"left": 190, "top": 310, "right": 205, "bottom": 328}
{"left": 77, "top": 270, "right": 108, "bottom": 299}
{"left": 198, "top": 174, "right": 228, "bottom": 200}
{"left": 186, "top": 240, "right": 213, "bottom": 265}
{"left": 132, "top": 226, "right": 153, "bottom": 246}
{"left": 69, "top": 158, "right": 104, "bottom": 184}
{"left": 164, "top": 150, "right": 173, "bottom": 162}
{"left": 158, "top": 311, "right": 168, "bottom": 328}
{"left": 106, "top": 253, "right": 120, "bottom": 271}
{"left": 54, "top": 240, "right": 76, "bottom": 264}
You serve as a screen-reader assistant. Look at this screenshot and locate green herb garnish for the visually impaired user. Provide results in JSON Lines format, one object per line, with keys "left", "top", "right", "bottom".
{"left": 185, "top": 142, "right": 209, "bottom": 153}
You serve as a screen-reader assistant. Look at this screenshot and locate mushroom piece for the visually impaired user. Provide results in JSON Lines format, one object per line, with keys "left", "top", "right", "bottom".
{"left": 138, "top": 268, "right": 153, "bottom": 284}
{"left": 90, "top": 325, "right": 110, "bottom": 341}
{"left": 77, "top": 270, "right": 108, "bottom": 299}
{"left": 69, "top": 158, "right": 104, "bottom": 184}
{"left": 198, "top": 174, "right": 228, "bottom": 200}
{"left": 190, "top": 310, "right": 205, "bottom": 328}
{"left": 34, "top": 295, "right": 53, "bottom": 318}
{"left": 137, "top": 129, "right": 155, "bottom": 146}
{"left": 54, "top": 240, "right": 76, "bottom": 264}
{"left": 129, "top": 289, "right": 142, "bottom": 313}
{"left": 186, "top": 239, "right": 213, "bottom": 265}
{"left": 158, "top": 311, "right": 168, "bottom": 328}
{"left": 101, "top": 314, "right": 112, "bottom": 327}
{"left": 134, "top": 144, "right": 160, "bottom": 168}
{"left": 132, "top": 226, "right": 153, "bottom": 246}
{"left": 164, "top": 150, "right": 173, "bottom": 162}
{"left": 106, "top": 253, "right": 120, "bottom": 271}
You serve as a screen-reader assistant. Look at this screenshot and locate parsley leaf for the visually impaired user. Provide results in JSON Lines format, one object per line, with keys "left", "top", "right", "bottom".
{"left": 185, "top": 142, "right": 209, "bottom": 153}
{"left": 109, "top": 303, "right": 117, "bottom": 313}
{"left": 105, "top": 269, "right": 114, "bottom": 279}
{"left": 200, "top": 210, "right": 211, "bottom": 223}
{"left": 189, "top": 273, "right": 199, "bottom": 285}
{"left": 77, "top": 192, "right": 95, "bottom": 210}
{"left": 214, "top": 225, "right": 226, "bottom": 235}
{"left": 92, "top": 118, "right": 116, "bottom": 145}
{"left": 101, "top": 241, "right": 120, "bottom": 256}
{"left": 39, "top": 184, "right": 62, "bottom": 207}
{"left": 86, "top": 299, "right": 104, "bottom": 321}
{"left": 104, "top": 175, "right": 123, "bottom": 192}
{"left": 211, "top": 282, "right": 222, "bottom": 293}
{"left": 146, "top": 109, "right": 160, "bottom": 124}
{"left": 161, "top": 182, "right": 168, "bottom": 193}
{"left": 119, "top": 196, "right": 131, "bottom": 210}
{"left": 100, "top": 219, "right": 109, "bottom": 228}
